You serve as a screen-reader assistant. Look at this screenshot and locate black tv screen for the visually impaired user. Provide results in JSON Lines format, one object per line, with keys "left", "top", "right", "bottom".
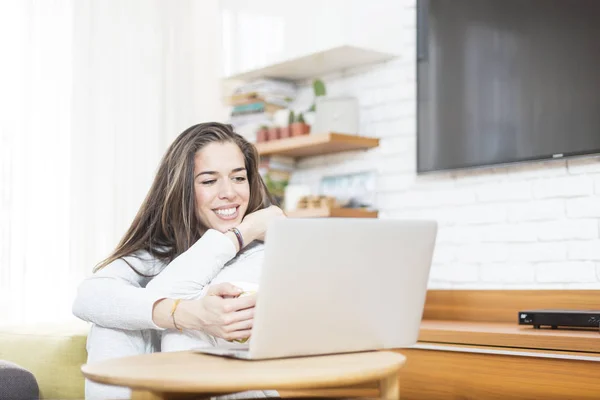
{"left": 417, "top": 0, "right": 600, "bottom": 173}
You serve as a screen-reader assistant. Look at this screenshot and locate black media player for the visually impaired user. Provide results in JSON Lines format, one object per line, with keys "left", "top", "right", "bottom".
{"left": 518, "top": 309, "right": 600, "bottom": 330}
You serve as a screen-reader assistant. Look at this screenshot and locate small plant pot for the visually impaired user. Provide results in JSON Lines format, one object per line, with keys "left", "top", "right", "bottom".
{"left": 279, "top": 126, "right": 291, "bottom": 139}
{"left": 256, "top": 128, "right": 268, "bottom": 143}
{"left": 267, "top": 127, "right": 280, "bottom": 141}
{"left": 291, "top": 122, "right": 310, "bottom": 137}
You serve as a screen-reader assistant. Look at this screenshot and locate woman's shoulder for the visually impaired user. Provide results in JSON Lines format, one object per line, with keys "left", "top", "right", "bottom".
{"left": 125, "top": 250, "right": 168, "bottom": 275}
{"left": 101, "top": 250, "right": 167, "bottom": 277}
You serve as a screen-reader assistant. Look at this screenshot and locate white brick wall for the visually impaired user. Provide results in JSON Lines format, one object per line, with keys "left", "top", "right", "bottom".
{"left": 288, "top": 0, "right": 600, "bottom": 289}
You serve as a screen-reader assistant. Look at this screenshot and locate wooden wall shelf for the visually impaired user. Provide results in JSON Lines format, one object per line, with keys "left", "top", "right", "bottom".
{"left": 419, "top": 320, "right": 600, "bottom": 354}
{"left": 420, "top": 290, "right": 600, "bottom": 353}
{"left": 255, "top": 133, "right": 379, "bottom": 159}
{"left": 223, "top": 45, "right": 396, "bottom": 82}
{"left": 286, "top": 208, "right": 378, "bottom": 219}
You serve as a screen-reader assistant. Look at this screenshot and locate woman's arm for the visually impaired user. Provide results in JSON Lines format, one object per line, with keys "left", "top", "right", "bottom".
{"left": 72, "top": 256, "right": 165, "bottom": 330}
{"left": 151, "top": 285, "right": 257, "bottom": 341}
{"left": 72, "top": 229, "right": 240, "bottom": 330}
{"left": 146, "top": 206, "right": 283, "bottom": 300}
{"left": 144, "top": 229, "right": 238, "bottom": 298}
{"left": 73, "top": 207, "right": 281, "bottom": 332}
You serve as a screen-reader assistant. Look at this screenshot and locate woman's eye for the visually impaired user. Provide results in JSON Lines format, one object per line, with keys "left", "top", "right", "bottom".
{"left": 233, "top": 176, "right": 247, "bottom": 182}
{"left": 201, "top": 180, "right": 216, "bottom": 185}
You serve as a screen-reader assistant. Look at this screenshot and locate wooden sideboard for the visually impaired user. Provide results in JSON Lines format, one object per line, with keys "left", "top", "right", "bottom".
{"left": 280, "top": 290, "right": 600, "bottom": 399}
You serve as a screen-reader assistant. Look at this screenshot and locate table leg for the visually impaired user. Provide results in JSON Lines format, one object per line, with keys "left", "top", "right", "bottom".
{"left": 131, "top": 390, "right": 217, "bottom": 400}
{"left": 378, "top": 373, "right": 400, "bottom": 400}
{"left": 131, "top": 390, "right": 167, "bottom": 400}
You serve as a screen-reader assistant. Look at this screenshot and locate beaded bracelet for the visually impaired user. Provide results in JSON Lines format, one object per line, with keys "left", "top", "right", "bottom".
{"left": 228, "top": 227, "right": 244, "bottom": 250}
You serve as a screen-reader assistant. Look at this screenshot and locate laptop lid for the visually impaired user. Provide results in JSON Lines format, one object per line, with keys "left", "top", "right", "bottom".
{"left": 248, "top": 218, "right": 437, "bottom": 359}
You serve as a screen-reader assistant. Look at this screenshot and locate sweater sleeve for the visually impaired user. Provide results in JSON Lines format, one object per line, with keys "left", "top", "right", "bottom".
{"left": 145, "top": 229, "right": 237, "bottom": 298}
{"left": 72, "top": 256, "right": 165, "bottom": 330}
{"left": 72, "top": 229, "right": 236, "bottom": 330}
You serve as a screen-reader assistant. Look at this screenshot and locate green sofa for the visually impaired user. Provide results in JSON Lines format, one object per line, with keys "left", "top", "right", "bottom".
{"left": 0, "top": 319, "right": 89, "bottom": 399}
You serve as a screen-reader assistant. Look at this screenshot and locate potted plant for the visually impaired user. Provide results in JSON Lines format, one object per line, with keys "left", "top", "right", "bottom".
{"left": 291, "top": 113, "right": 310, "bottom": 137}
{"left": 308, "top": 79, "right": 326, "bottom": 112}
{"left": 279, "top": 111, "right": 293, "bottom": 139}
{"left": 256, "top": 125, "right": 268, "bottom": 142}
{"left": 267, "top": 125, "right": 280, "bottom": 141}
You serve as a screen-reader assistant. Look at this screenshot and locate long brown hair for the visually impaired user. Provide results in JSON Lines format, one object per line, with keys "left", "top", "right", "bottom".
{"left": 95, "top": 122, "right": 274, "bottom": 273}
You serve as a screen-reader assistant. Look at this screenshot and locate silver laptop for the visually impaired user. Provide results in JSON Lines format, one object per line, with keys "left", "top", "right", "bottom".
{"left": 195, "top": 218, "right": 437, "bottom": 360}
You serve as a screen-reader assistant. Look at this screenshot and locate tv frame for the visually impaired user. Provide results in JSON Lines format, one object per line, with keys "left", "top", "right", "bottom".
{"left": 415, "top": 0, "right": 600, "bottom": 174}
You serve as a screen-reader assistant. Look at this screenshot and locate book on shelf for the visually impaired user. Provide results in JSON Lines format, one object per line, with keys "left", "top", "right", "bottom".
{"left": 225, "top": 78, "right": 298, "bottom": 144}
{"left": 227, "top": 78, "right": 297, "bottom": 108}
{"left": 231, "top": 78, "right": 297, "bottom": 97}
{"left": 228, "top": 93, "right": 292, "bottom": 108}
{"left": 231, "top": 101, "right": 286, "bottom": 116}
{"left": 228, "top": 112, "right": 271, "bottom": 129}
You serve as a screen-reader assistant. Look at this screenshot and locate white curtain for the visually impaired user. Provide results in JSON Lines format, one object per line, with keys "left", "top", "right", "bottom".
{"left": 0, "top": 0, "right": 224, "bottom": 325}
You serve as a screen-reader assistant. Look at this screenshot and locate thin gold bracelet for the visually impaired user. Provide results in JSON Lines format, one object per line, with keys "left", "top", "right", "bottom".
{"left": 170, "top": 299, "right": 183, "bottom": 331}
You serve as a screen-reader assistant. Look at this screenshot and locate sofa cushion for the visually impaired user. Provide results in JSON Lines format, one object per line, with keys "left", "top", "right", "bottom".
{"left": 0, "top": 360, "right": 39, "bottom": 400}
{"left": 0, "top": 320, "right": 89, "bottom": 400}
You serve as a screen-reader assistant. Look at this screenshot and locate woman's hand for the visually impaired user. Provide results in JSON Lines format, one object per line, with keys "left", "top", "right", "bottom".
{"left": 192, "top": 283, "right": 257, "bottom": 341}
{"left": 237, "top": 205, "right": 285, "bottom": 243}
{"left": 152, "top": 283, "right": 256, "bottom": 341}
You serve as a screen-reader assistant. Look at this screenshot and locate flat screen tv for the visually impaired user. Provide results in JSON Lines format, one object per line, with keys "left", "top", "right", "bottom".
{"left": 417, "top": 0, "right": 600, "bottom": 173}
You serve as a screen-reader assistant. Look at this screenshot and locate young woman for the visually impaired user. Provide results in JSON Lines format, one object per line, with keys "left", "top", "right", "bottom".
{"left": 72, "top": 122, "right": 284, "bottom": 399}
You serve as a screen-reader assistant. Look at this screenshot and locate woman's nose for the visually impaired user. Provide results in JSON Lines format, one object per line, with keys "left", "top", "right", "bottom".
{"left": 218, "top": 180, "right": 236, "bottom": 199}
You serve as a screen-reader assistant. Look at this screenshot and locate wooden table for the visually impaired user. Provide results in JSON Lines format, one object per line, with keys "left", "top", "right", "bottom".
{"left": 81, "top": 350, "right": 406, "bottom": 400}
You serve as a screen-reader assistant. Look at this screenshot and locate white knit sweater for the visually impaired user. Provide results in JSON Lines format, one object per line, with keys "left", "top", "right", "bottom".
{"left": 72, "top": 229, "right": 269, "bottom": 399}
{"left": 155, "top": 240, "right": 265, "bottom": 353}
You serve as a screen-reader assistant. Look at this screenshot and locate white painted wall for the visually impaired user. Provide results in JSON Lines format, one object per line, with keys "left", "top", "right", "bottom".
{"left": 219, "top": 0, "right": 405, "bottom": 78}
{"left": 289, "top": 0, "right": 600, "bottom": 289}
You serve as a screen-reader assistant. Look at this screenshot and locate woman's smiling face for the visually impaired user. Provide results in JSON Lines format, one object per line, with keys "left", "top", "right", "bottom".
{"left": 193, "top": 141, "right": 250, "bottom": 233}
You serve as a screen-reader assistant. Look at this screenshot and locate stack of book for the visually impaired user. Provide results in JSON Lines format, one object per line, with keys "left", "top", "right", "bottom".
{"left": 227, "top": 79, "right": 297, "bottom": 130}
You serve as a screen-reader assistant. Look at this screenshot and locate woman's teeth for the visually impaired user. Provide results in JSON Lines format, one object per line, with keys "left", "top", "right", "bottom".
{"left": 215, "top": 207, "right": 236, "bottom": 217}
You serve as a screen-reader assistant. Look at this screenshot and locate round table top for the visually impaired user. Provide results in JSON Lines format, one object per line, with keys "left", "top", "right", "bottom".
{"left": 81, "top": 350, "right": 406, "bottom": 393}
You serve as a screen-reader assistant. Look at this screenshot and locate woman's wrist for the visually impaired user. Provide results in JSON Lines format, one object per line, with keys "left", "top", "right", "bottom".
{"left": 151, "top": 298, "right": 177, "bottom": 329}
{"left": 175, "top": 299, "right": 208, "bottom": 330}
{"left": 227, "top": 227, "right": 244, "bottom": 251}
{"left": 152, "top": 298, "right": 202, "bottom": 331}
{"left": 235, "top": 221, "right": 256, "bottom": 247}
{"left": 225, "top": 230, "right": 241, "bottom": 252}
